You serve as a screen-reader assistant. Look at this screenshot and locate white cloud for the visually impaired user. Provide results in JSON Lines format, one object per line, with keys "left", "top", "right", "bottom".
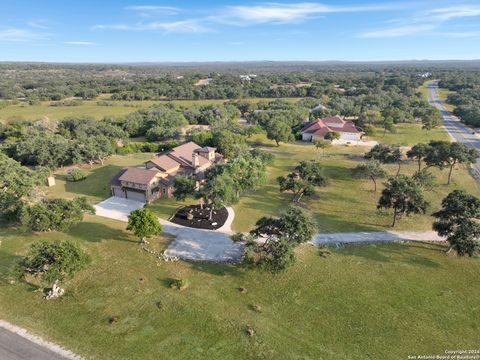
{"left": 438, "top": 31, "right": 480, "bottom": 38}
{"left": 359, "top": 4, "right": 480, "bottom": 38}
{"left": 216, "top": 2, "right": 399, "bottom": 25}
{"left": 0, "top": 28, "right": 50, "bottom": 42}
{"left": 93, "top": 20, "right": 209, "bottom": 33}
{"left": 358, "top": 24, "right": 435, "bottom": 38}
{"left": 428, "top": 5, "right": 480, "bottom": 21}
{"left": 65, "top": 41, "right": 96, "bottom": 45}
{"left": 125, "top": 5, "right": 181, "bottom": 15}
{"left": 27, "top": 20, "right": 48, "bottom": 29}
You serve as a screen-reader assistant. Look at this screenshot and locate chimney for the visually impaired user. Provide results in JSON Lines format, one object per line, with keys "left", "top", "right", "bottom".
{"left": 192, "top": 153, "right": 199, "bottom": 168}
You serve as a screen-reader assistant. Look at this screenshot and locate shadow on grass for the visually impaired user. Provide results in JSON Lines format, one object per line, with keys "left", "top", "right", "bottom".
{"left": 0, "top": 251, "right": 22, "bottom": 284}
{"left": 333, "top": 242, "right": 443, "bottom": 267}
{"left": 188, "top": 261, "right": 245, "bottom": 278}
{"left": 68, "top": 221, "right": 136, "bottom": 243}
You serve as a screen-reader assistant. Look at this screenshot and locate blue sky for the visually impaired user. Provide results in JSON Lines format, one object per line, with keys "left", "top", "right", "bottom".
{"left": 1, "top": 0, "right": 480, "bottom": 62}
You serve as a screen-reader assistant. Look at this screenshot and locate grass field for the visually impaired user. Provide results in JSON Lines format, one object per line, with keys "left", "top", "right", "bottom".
{"left": 230, "top": 131, "right": 479, "bottom": 232}
{"left": 1, "top": 216, "right": 479, "bottom": 360}
{"left": 369, "top": 123, "right": 450, "bottom": 146}
{"left": 44, "top": 153, "right": 154, "bottom": 202}
{"left": 1, "top": 116, "right": 479, "bottom": 359}
{"left": 0, "top": 97, "right": 300, "bottom": 122}
{"left": 45, "top": 123, "right": 475, "bottom": 234}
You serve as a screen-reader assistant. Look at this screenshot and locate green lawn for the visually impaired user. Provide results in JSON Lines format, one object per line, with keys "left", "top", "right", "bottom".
{"left": 0, "top": 97, "right": 300, "bottom": 122}
{"left": 50, "top": 124, "right": 475, "bottom": 234}
{"left": 1, "top": 105, "right": 480, "bottom": 359}
{"left": 1, "top": 217, "right": 479, "bottom": 360}
{"left": 369, "top": 123, "right": 450, "bottom": 146}
{"left": 44, "top": 153, "right": 154, "bottom": 202}
{"left": 230, "top": 132, "right": 479, "bottom": 232}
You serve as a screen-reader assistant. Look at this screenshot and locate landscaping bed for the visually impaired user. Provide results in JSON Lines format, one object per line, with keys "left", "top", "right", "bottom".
{"left": 170, "top": 205, "right": 228, "bottom": 230}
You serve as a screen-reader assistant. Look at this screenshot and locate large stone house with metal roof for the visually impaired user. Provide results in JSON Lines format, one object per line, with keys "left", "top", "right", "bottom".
{"left": 301, "top": 116, "right": 363, "bottom": 142}
{"left": 110, "top": 141, "right": 222, "bottom": 203}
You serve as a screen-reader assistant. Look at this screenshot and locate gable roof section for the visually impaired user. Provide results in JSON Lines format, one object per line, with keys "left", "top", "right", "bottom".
{"left": 301, "top": 116, "right": 361, "bottom": 136}
{"left": 147, "top": 155, "right": 181, "bottom": 172}
{"left": 118, "top": 168, "right": 160, "bottom": 185}
{"left": 167, "top": 141, "right": 202, "bottom": 167}
{"left": 195, "top": 146, "right": 216, "bottom": 153}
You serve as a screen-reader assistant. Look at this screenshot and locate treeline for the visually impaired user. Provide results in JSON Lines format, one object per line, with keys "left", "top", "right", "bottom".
{"left": 0, "top": 62, "right": 433, "bottom": 102}
{"left": 440, "top": 73, "right": 480, "bottom": 127}
{"left": 1, "top": 118, "right": 125, "bottom": 169}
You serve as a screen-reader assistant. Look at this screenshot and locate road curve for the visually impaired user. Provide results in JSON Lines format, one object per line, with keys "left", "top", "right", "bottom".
{"left": 427, "top": 80, "right": 480, "bottom": 177}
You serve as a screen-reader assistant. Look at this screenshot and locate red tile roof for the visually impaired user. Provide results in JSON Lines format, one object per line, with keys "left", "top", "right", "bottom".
{"left": 301, "top": 116, "right": 361, "bottom": 136}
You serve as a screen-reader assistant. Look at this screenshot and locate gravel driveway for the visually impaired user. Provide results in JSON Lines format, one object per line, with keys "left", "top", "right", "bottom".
{"left": 95, "top": 198, "right": 444, "bottom": 262}
{"left": 95, "top": 197, "right": 243, "bottom": 262}
{"left": 311, "top": 231, "right": 444, "bottom": 245}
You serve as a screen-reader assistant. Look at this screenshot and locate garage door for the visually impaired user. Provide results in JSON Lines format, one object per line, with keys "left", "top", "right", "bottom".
{"left": 126, "top": 190, "right": 146, "bottom": 203}
{"left": 113, "top": 188, "right": 125, "bottom": 198}
{"left": 341, "top": 133, "right": 359, "bottom": 141}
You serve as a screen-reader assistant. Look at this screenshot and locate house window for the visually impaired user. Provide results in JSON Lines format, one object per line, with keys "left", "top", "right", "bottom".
{"left": 162, "top": 188, "right": 166, "bottom": 194}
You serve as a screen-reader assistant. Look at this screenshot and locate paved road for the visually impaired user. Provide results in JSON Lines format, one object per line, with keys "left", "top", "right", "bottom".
{"left": 427, "top": 80, "right": 480, "bottom": 177}
{"left": 0, "top": 327, "right": 69, "bottom": 360}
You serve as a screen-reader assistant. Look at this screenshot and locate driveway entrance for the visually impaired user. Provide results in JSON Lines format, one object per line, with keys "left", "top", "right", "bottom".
{"left": 94, "top": 197, "right": 145, "bottom": 222}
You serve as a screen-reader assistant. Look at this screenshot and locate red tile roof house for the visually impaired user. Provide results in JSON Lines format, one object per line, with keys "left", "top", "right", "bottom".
{"left": 301, "top": 116, "right": 364, "bottom": 142}
{"left": 110, "top": 142, "right": 223, "bottom": 203}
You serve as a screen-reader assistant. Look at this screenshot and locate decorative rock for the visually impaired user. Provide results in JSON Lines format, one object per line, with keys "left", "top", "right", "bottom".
{"left": 109, "top": 316, "right": 119, "bottom": 324}
{"left": 44, "top": 281, "right": 65, "bottom": 300}
{"left": 239, "top": 287, "right": 247, "bottom": 294}
{"left": 251, "top": 304, "right": 262, "bottom": 313}
{"left": 142, "top": 246, "right": 178, "bottom": 261}
{"left": 319, "top": 250, "right": 331, "bottom": 258}
{"left": 245, "top": 325, "right": 255, "bottom": 337}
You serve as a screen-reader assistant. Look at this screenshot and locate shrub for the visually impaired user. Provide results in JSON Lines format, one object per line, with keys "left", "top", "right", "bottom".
{"left": 170, "top": 278, "right": 188, "bottom": 290}
{"left": 20, "top": 197, "right": 95, "bottom": 232}
{"left": 66, "top": 168, "right": 87, "bottom": 182}
{"left": 16, "top": 239, "right": 90, "bottom": 285}
{"left": 251, "top": 148, "right": 274, "bottom": 165}
{"left": 363, "top": 124, "right": 375, "bottom": 136}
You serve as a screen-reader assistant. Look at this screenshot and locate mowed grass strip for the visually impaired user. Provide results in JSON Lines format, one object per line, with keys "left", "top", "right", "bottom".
{"left": 0, "top": 97, "right": 300, "bottom": 122}
{"left": 0, "top": 217, "right": 479, "bottom": 359}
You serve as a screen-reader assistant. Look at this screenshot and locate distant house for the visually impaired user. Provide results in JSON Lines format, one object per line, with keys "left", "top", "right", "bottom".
{"left": 301, "top": 116, "right": 363, "bottom": 142}
{"left": 110, "top": 141, "right": 222, "bottom": 203}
